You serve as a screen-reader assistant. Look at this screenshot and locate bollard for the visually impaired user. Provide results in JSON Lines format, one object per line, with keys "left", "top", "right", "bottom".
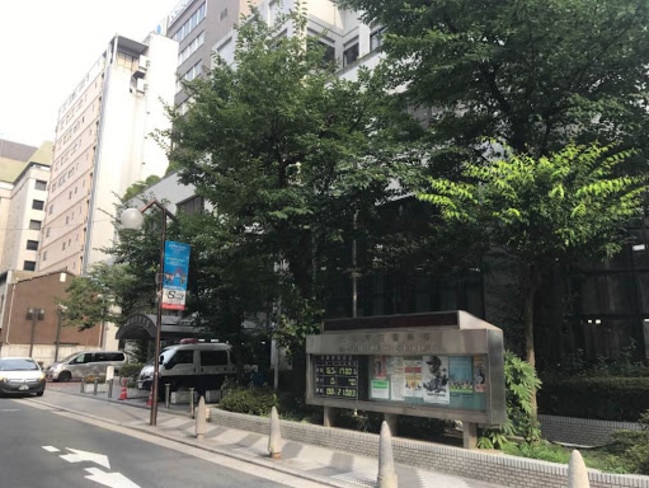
{"left": 195, "top": 396, "right": 206, "bottom": 440}
{"left": 268, "top": 406, "right": 282, "bottom": 460}
{"left": 165, "top": 384, "right": 171, "bottom": 408}
{"left": 377, "top": 421, "right": 398, "bottom": 488}
{"left": 80, "top": 377, "right": 85, "bottom": 393}
{"left": 107, "top": 378, "right": 114, "bottom": 398}
{"left": 567, "top": 450, "right": 590, "bottom": 488}
{"left": 93, "top": 379, "right": 99, "bottom": 395}
{"left": 189, "top": 387, "right": 195, "bottom": 416}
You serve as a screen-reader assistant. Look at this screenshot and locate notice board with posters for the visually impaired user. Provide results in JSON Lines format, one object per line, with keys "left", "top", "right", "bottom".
{"left": 305, "top": 311, "right": 506, "bottom": 426}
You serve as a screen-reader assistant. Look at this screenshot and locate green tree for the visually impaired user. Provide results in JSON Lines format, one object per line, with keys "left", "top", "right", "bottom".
{"left": 58, "top": 262, "right": 138, "bottom": 330}
{"left": 418, "top": 142, "right": 647, "bottom": 412}
{"left": 339, "top": 0, "right": 649, "bottom": 160}
{"left": 163, "top": 7, "right": 410, "bottom": 356}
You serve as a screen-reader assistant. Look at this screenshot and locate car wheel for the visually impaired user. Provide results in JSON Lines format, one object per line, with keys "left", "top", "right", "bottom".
{"left": 59, "top": 371, "right": 72, "bottom": 382}
{"left": 36, "top": 391, "right": 44, "bottom": 397}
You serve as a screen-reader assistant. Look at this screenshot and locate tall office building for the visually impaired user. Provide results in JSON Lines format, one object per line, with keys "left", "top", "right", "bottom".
{"left": 38, "top": 33, "right": 178, "bottom": 274}
{"left": 0, "top": 141, "right": 53, "bottom": 273}
{"left": 167, "top": 0, "right": 261, "bottom": 115}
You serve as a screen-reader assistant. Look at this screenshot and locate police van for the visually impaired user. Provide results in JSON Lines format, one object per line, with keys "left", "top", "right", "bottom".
{"left": 137, "top": 341, "right": 235, "bottom": 395}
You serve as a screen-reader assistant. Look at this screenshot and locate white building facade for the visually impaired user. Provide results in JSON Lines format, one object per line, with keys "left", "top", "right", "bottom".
{"left": 39, "top": 34, "right": 178, "bottom": 275}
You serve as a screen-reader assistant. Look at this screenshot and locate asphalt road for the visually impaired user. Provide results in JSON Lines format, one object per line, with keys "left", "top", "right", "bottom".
{"left": 0, "top": 395, "right": 324, "bottom": 488}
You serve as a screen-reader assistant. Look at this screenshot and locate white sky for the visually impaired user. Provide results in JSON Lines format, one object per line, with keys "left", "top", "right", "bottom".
{"left": 0, "top": 0, "right": 180, "bottom": 148}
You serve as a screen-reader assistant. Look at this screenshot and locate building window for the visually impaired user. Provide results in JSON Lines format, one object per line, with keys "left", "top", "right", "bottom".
{"left": 343, "top": 39, "right": 359, "bottom": 67}
{"left": 26, "top": 240, "right": 39, "bottom": 250}
{"left": 32, "top": 199, "right": 45, "bottom": 210}
{"left": 370, "top": 28, "right": 385, "bottom": 51}
{"left": 43, "top": 251, "right": 47, "bottom": 261}
{"left": 178, "top": 196, "right": 205, "bottom": 215}
{"left": 35, "top": 180, "right": 47, "bottom": 191}
{"left": 62, "top": 242, "right": 66, "bottom": 250}
{"left": 46, "top": 228, "right": 50, "bottom": 238}
{"left": 29, "top": 220, "right": 41, "bottom": 230}
{"left": 23, "top": 261, "right": 36, "bottom": 271}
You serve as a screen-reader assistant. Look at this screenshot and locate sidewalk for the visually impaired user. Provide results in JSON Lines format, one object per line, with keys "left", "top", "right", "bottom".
{"left": 36, "top": 384, "right": 505, "bottom": 488}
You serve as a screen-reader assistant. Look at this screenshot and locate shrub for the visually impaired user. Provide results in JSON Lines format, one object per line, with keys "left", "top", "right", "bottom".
{"left": 478, "top": 351, "right": 542, "bottom": 449}
{"left": 119, "top": 363, "right": 144, "bottom": 379}
{"left": 538, "top": 376, "right": 649, "bottom": 421}
{"left": 219, "top": 386, "right": 278, "bottom": 416}
{"left": 606, "top": 409, "right": 649, "bottom": 475}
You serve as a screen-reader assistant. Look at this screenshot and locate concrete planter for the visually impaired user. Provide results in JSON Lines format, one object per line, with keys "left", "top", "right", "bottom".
{"left": 82, "top": 383, "right": 108, "bottom": 394}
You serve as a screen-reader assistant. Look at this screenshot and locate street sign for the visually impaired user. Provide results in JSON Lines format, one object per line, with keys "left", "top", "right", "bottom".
{"left": 162, "top": 240, "right": 191, "bottom": 311}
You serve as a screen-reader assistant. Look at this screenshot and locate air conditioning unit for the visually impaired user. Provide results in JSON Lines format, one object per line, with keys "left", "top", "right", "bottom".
{"left": 133, "top": 55, "right": 149, "bottom": 78}
{"left": 136, "top": 78, "right": 148, "bottom": 93}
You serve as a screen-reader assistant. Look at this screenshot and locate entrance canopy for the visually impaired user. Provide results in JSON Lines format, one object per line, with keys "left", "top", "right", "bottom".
{"left": 116, "top": 313, "right": 202, "bottom": 341}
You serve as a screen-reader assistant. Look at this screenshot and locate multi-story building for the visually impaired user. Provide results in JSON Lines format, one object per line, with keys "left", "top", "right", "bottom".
{"left": 38, "top": 33, "right": 178, "bottom": 275}
{"left": 167, "top": 0, "right": 262, "bottom": 115}
{"left": 0, "top": 142, "right": 53, "bottom": 273}
{"left": 0, "top": 140, "right": 52, "bottom": 274}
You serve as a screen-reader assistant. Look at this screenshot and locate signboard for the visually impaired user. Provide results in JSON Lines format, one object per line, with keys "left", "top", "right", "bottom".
{"left": 314, "top": 355, "right": 359, "bottom": 399}
{"left": 162, "top": 240, "right": 190, "bottom": 311}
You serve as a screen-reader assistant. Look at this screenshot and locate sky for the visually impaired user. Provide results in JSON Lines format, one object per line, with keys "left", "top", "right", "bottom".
{"left": 0, "top": 0, "right": 180, "bottom": 148}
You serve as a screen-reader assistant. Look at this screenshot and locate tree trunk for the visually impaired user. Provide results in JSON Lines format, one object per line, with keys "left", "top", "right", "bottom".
{"left": 523, "top": 277, "right": 538, "bottom": 420}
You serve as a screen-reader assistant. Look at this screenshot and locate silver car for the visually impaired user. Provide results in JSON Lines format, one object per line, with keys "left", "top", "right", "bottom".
{"left": 0, "top": 357, "right": 46, "bottom": 397}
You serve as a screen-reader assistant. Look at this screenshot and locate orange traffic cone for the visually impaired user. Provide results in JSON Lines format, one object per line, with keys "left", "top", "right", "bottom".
{"left": 146, "top": 388, "right": 153, "bottom": 407}
{"left": 118, "top": 380, "right": 128, "bottom": 401}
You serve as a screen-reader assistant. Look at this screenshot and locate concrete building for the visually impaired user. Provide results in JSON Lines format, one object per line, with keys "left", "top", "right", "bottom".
{"left": 38, "top": 33, "right": 178, "bottom": 275}
{"left": 0, "top": 142, "right": 53, "bottom": 274}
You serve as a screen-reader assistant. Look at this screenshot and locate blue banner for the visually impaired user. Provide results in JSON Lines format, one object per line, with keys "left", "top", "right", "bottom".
{"left": 162, "top": 240, "right": 190, "bottom": 310}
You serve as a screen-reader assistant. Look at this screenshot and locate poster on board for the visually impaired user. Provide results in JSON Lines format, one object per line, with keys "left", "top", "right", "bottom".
{"left": 473, "top": 356, "right": 487, "bottom": 393}
{"left": 422, "top": 355, "right": 450, "bottom": 404}
{"left": 404, "top": 358, "right": 424, "bottom": 398}
{"left": 448, "top": 356, "right": 474, "bottom": 394}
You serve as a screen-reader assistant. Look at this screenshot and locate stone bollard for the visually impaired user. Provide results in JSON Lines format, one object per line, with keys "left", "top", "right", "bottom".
{"left": 377, "top": 420, "right": 398, "bottom": 488}
{"left": 107, "top": 378, "right": 114, "bottom": 398}
{"left": 189, "top": 387, "right": 196, "bottom": 416}
{"left": 567, "top": 450, "right": 590, "bottom": 488}
{"left": 195, "top": 396, "right": 207, "bottom": 440}
{"left": 93, "top": 379, "right": 99, "bottom": 395}
{"left": 268, "top": 406, "right": 282, "bottom": 460}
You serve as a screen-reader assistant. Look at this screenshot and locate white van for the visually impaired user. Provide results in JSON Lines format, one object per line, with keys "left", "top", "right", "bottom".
{"left": 46, "top": 351, "right": 130, "bottom": 382}
{"left": 137, "top": 342, "right": 235, "bottom": 395}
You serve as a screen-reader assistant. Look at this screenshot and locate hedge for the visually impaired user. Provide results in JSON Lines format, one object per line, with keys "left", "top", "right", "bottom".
{"left": 538, "top": 376, "right": 649, "bottom": 421}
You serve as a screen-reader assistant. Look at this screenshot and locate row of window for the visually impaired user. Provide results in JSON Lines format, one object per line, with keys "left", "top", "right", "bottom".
{"left": 179, "top": 31, "right": 205, "bottom": 65}
{"left": 173, "top": 2, "right": 206, "bottom": 44}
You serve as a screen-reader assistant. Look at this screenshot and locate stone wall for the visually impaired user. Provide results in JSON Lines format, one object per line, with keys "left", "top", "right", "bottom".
{"left": 210, "top": 409, "right": 649, "bottom": 488}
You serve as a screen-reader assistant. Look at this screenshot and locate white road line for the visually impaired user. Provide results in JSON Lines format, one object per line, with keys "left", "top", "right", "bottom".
{"left": 42, "top": 446, "right": 60, "bottom": 452}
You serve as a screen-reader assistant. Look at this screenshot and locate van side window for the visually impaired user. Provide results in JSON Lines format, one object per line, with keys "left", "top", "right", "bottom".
{"left": 201, "top": 350, "right": 228, "bottom": 366}
{"left": 104, "top": 353, "right": 124, "bottom": 361}
{"left": 167, "top": 350, "right": 193, "bottom": 368}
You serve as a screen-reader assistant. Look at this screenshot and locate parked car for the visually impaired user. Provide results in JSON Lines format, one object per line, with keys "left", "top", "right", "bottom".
{"left": 0, "top": 357, "right": 46, "bottom": 397}
{"left": 137, "top": 342, "right": 235, "bottom": 395}
{"left": 46, "top": 350, "right": 130, "bottom": 382}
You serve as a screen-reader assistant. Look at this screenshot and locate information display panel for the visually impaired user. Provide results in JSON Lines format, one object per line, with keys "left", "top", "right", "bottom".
{"left": 314, "top": 355, "right": 359, "bottom": 399}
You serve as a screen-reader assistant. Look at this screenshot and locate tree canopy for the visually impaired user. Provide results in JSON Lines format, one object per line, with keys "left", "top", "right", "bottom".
{"left": 162, "top": 7, "right": 411, "bottom": 355}
{"left": 340, "top": 0, "right": 649, "bottom": 160}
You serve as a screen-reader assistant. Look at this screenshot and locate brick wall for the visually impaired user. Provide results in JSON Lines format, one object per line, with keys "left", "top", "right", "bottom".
{"left": 210, "top": 409, "right": 649, "bottom": 488}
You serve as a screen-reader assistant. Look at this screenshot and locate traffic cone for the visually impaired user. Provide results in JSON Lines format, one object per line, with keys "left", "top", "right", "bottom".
{"left": 146, "top": 388, "right": 153, "bottom": 407}
{"left": 118, "top": 380, "right": 128, "bottom": 401}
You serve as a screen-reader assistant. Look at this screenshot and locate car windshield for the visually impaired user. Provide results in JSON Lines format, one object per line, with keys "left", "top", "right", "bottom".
{"left": 0, "top": 358, "right": 39, "bottom": 371}
{"left": 57, "top": 352, "right": 81, "bottom": 363}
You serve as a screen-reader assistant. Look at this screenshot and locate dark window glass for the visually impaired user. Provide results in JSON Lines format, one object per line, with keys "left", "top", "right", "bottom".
{"left": 32, "top": 199, "right": 45, "bottom": 210}
{"left": 177, "top": 196, "right": 204, "bottom": 215}
{"left": 343, "top": 42, "right": 359, "bottom": 67}
{"left": 23, "top": 260, "right": 36, "bottom": 271}
{"left": 35, "top": 180, "right": 47, "bottom": 191}
{"left": 26, "top": 240, "right": 39, "bottom": 250}
{"left": 171, "top": 350, "right": 194, "bottom": 365}
{"left": 29, "top": 220, "right": 41, "bottom": 230}
{"left": 201, "top": 350, "right": 229, "bottom": 366}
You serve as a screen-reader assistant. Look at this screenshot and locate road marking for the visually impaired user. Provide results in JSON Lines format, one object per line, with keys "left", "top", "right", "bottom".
{"left": 84, "top": 467, "right": 141, "bottom": 488}
{"left": 0, "top": 408, "right": 20, "bottom": 412}
{"left": 60, "top": 448, "right": 111, "bottom": 469}
{"left": 42, "top": 446, "right": 60, "bottom": 452}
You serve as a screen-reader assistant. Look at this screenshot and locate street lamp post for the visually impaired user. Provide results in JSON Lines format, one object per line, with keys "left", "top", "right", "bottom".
{"left": 120, "top": 200, "right": 176, "bottom": 426}
{"left": 27, "top": 308, "right": 45, "bottom": 357}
